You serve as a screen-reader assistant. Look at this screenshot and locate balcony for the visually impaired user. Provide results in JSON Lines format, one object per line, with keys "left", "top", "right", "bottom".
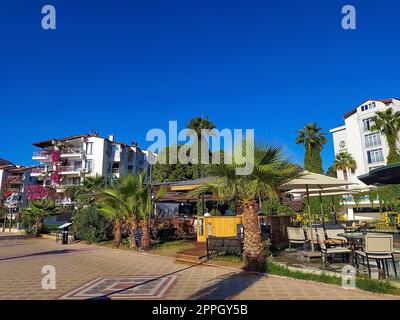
{"left": 31, "top": 167, "right": 51, "bottom": 176}
{"left": 32, "top": 151, "right": 50, "bottom": 161}
{"left": 60, "top": 147, "right": 85, "bottom": 158}
{"left": 58, "top": 166, "right": 82, "bottom": 175}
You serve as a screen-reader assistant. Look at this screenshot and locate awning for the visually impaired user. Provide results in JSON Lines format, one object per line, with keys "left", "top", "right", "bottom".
{"left": 358, "top": 163, "right": 400, "bottom": 185}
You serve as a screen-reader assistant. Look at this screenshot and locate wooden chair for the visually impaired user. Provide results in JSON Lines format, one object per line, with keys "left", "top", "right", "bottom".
{"left": 317, "top": 234, "right": 351, "bottom": 267}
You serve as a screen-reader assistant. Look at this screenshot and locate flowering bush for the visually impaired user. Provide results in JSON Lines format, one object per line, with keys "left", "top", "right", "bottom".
{"left": 51, "top": 150, "right": 60, "bottom": 163}
{"left": 51, "top": 171, "right": 60, "bottom": 184}
{"left": 27, "top": 184, "right": 49, "bottom": 200}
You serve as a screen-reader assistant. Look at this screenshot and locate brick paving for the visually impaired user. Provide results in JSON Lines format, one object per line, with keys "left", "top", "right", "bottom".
{"left": 0, "top": 238, "right": 399, "bottom": 300}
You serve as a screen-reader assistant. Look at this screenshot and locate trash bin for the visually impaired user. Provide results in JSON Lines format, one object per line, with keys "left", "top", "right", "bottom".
{"left": 57, "top": 222, "right": 73, "bottom": 245}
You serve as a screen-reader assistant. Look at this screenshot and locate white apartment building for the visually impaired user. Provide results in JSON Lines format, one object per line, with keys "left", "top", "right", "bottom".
{"left": 330, "top": 97, "right": 400, "bottom": 220}
{"left": 30, "top": 133, "right": 153, "bottom": 197}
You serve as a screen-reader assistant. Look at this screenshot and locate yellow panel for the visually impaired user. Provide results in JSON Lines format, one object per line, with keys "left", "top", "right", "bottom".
{"left": 197, "top": 216, "right": 242, "bottom": 242}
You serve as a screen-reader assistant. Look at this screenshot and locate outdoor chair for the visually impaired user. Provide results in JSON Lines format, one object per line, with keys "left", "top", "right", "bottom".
{"left": 287, "top": 227, "right": 308, "bottom": 250}
{"left": 304, "top": 227, "right": 318, "bottom": 246}
{"left": 326, "top": 229, "right": 347, "bottom": 246}
{"left": 317, "top": 234, "right": 351, "bottom": 267}
{"left": 355, "top": 234, "right": 398, "bottom": 277}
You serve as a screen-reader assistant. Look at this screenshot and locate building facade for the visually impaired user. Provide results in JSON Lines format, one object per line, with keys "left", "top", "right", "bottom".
{"left": 0, "top": 159, "right": 35, "bottom": 231}
{"left": 330, "top": 97, "right": 400, "bottom": 220}
{"left": 30, "top": 133, "right": 152, "bottom": 196}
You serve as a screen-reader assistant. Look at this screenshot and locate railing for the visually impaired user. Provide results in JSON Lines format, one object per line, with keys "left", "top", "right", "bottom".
{"left": 33, "top": 151, "right": 48, "bottom": 158}
{"left": 31, "top": 167, "right": 50, "bottom": 174}
{"left": 61, "top": 147, "right": 84, "bottom": 155}
{"left": 110, "top": 168, "right": 120, "bottom": 173}
{"left": 58, "top": 166, "right": 81, "bottom": 172}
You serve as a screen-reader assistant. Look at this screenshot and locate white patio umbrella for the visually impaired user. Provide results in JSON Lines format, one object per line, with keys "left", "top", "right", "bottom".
{"left": 280, "top": 172, "right": 355, "bottom": 251}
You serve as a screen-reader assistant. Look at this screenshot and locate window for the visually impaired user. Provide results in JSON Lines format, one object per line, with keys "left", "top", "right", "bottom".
{"left": 86, "top": 142, "right": 94, "bottom": 155}
{"left": 365, "top": 133, "right": 381, "bottom": 148}
{"left": 85, "top": 159, "right": 93, "bottom": 172}
{"left": 367, "top": 148, "right": 384, "bottom": 164}
{"left": 128, "top": 165, "right": 134, "bottom": 172}
{"left": 128, "top": 151, "right": 134, "bottom": 161}
{"left": 361, "top": 102, "right": 376, "bottom": 112}
{"left": 363, "top": 118, "right": 374, "bottom": 132}
{"left": 74, "top": 161, "right": 82, "bottom": 171}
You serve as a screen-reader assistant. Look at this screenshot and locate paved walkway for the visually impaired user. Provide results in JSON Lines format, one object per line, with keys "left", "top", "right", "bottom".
{"left": 0, "top": 238, "right": 399, "bottom": 300}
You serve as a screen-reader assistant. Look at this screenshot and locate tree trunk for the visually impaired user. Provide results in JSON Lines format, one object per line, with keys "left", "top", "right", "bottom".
{"left": 242, "top": 201, "right": 265, "bottom": 272}
{"left": 141, "top": 219, "right": 151, "bottom": 251}
{"left": 129, "top": 218, "right": 138, "bottom": 250}
{"left": 343, "top": 169, "right": 348, "bottom": 181}
{"left": 113, "top": 219, "right": 122, "bottom": 248}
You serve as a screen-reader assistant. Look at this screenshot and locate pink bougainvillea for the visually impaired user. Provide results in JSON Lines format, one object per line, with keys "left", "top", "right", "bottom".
{"left": 51, "top": 171, "right": 60, "bottom": 184}
{"left": 27, "top": 184, "right": 49, "bottom": 200}
{"left": 51, "top": 150, "right": 60, "bottom": 163}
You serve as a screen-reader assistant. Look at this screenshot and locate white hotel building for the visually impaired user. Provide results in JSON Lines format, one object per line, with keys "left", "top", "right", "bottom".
{"left": 31, "top": 133, "right": 153, "bottom": 201}
{"left": 330, "top": 97, "right": 400, "bottom": 220}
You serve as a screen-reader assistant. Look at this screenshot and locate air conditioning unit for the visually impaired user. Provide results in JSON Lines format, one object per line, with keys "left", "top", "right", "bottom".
{"left": 81, "top": 168, "right": 89, "bottom": 173}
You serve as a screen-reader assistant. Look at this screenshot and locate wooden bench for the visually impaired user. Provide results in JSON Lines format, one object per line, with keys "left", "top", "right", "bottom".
{"left": 206, "top": 236, "right": 242, "bottom": 260}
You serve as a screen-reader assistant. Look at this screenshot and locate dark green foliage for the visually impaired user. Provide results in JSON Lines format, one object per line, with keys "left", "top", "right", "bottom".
{"left": 304, "top": 146, "right": 324, "bottom": 173}
{"left": 296, "top": 123, "right": 327, "bottom": 174}
{"left": 307, "top": 195, "right": 342, "bottom": 223}
{"left": 325, "top": 165, "right": 337, "bottom": 177}
{"left": 152, "top": 145, "right": 195, "bottom": 182}
{"left": 72, "top": 206, "right": 113, "bottom": 244}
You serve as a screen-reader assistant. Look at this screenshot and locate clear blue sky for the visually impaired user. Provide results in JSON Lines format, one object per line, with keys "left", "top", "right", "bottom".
{"left": 1, "top": 0, "right": 399, "bottom": 169}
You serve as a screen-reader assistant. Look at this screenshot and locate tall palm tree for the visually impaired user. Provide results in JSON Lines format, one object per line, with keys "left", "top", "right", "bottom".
{"left": 192, "top": 143, "right": 301, "bottom": 271}
{"left": 22, "top": 199, "right": 59, "bottom": 237}
{"left": 332, "top": 151, "right": 357, "bottom": 181}
{"left": 371, "top": 108, "right": 400, "bottom": 164}
{"left": 187, "top": 116, "right": 216, "bottom": 178}
{"left": 295, "top": 123, "right": 327, "bottom": 173}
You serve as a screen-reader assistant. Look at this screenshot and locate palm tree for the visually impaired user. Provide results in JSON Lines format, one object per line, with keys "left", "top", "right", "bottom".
{"left": 187, "top": 116, "right": 216, "bottom": 178}
{"left": 332, "top": 151, "right": 357, "bottom": 181}
{"left": 192, "top": 143, "right": 301, "bottom": 271}
{"left": 96, "top": 174, "right": 139, "bottom": 248}
{"left": 371, "top": 108, "right": 400, "bottom": 164}
{"left": 22, "top": 199, "right": 59, "bottom": 237}
{"left": 295, "top": 123, "right": 327, "bottom": 173}
{"left": 97, "top": 199, "right": 128, "bottom": 248}
{"left": 136, "top": 172, "right": 166, "bottom": 251}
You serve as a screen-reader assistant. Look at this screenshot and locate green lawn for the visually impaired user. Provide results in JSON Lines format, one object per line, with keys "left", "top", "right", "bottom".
{"left": 266, "top": 259, "right": 400, "bottom": 296}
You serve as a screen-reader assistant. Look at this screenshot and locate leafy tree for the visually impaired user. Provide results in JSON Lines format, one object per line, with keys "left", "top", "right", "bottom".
{"left": 22, "top": 199, "right": 59, "bottom": 236}
{"left": 152, "top": 145, "right": 194, "bottom": 182}
{"left": 192, "top": 143, "right": 301, "bottom": 272}
{"left": 371, "top": 108, "right": 400, "bottom": 164}
{"left": 332, "top": 152, "right": 357, "bottom": 180}
{"left": 295, "top": 123, "right": 327, "bottom": 173}
{"left": 325, "top": 165, "right": 337, "bottom": 178}
{"left": 72, "top": 206, "right": 112, "bottom": 243}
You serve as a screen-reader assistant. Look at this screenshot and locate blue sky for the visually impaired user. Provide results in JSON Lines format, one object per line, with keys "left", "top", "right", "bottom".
{"left": 1, "top": 0, "right": 399, "bottom": 169}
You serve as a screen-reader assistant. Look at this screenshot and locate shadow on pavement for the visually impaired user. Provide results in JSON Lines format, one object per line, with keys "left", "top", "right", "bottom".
{"left": 188, "top": 271, "right": 263, "bottom": 300}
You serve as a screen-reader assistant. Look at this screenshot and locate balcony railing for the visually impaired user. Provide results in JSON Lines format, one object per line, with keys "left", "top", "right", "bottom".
{"left": 58, "top": 166, "right": 81, "bottom": 173}
{"left": 33, "top": 151, "right": 49, "bottom": 158}
{"left": 109, "top": 168, "right": 120, "bottom": 174}
{"left": 61, "top": 147, "right": 84, "bottom": 155}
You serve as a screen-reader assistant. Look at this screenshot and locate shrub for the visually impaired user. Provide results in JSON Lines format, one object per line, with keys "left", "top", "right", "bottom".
{"left": 73, "top": 206, "right": 113, "bottom": 244}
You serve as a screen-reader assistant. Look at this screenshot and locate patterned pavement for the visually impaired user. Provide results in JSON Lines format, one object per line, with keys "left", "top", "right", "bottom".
{"left": 0, "top": 238, "right": 399, "bottom": 300}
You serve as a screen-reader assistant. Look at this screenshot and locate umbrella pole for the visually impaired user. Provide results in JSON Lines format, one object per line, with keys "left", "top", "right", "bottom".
{"left": 331, "top": 195, "right": 337, "bottom": 224}
{"left": 319, "top": 191, "right": 325, "bottom": 230}
{"left": 306, "top": 185, "right": 314, "bottom": 252}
